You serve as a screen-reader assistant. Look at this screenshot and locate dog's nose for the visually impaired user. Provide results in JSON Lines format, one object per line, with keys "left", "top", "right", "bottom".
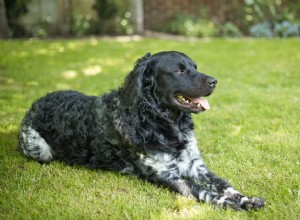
{"left": 206, "top": 77, "right": 218, "bottom": 88}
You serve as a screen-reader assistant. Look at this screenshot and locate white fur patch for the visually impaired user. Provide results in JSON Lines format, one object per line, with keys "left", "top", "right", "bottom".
{"left": 178, "top": 132, "right": 205, "bottom": 176}
{"left": 185, "top": 132, "right": 199, "bottom": 154}
{"left": 199, "top": 191, "right": 207, "bottom": 201}
{"left": 217, "top": 195, "right": 228, "bottom": 204}
{"left": 139, "top": 153, "right": 172, "bottom": 175}
{"left": 21, "top": 126, "right": 53, "bottom": 162}
{"left": 177, "top": 150, "right": 190, "bottom": 175}
{"left": 240, "top": 196, "right": 249, "bottom": 204}
{"left": 224, "top": 187, "right": 241, "bottom": 197}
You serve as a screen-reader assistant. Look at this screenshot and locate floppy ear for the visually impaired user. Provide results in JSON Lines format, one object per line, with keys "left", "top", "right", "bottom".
{"left": 137, "top": 53, "right": 158, "bottom": 100}
{"left": 121, "top": 53, "right": 157, "bottom": 104}
{"left": 140, "top": 56, "right": 156, "bottom": 88}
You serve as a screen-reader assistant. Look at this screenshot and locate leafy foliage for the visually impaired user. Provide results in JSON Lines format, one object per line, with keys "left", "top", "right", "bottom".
{"left": 249, "top": 20, "right": 299, "bottom": 38}
{"left": 161, "top": 0, "right": 300, "bottom": 37}
{"left": 219, "top": 22, "right": 243, "bottom": 37}
{"left": 163, "top": 14, "right": 217, "bottom": 37}
{"left": 274, "top": 21, "right": 300, "bottom": 37}
{"left": 92, "top": 0, "right": 118, "bottom": 20}
{"left": 249, "top": 22, "right": 273, "bottom": 38}
{"left": 71, "top": 0, "right": 133, "bottom": 36}
{"left": 4, "top": 0, "right": 30, "bottom": 37}
{"left": 71, "top": 14, "right": 98, "bottom": 37}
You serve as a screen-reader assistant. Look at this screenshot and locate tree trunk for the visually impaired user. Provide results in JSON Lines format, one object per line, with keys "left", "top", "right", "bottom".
{"left": 129, "top": 0, "right": 143, "bottom": 34}
{"left": 0, "top": 0, "right": 10, "bottom": 38}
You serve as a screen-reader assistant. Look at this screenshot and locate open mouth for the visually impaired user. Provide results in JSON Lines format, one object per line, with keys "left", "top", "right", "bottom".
{"left": 173, "top": 95, "right": 210, "bottom": 112}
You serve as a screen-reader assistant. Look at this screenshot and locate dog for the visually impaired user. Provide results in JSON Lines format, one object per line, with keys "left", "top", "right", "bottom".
{"left": 19, "top": 51, "right": 264, "bottom": 210}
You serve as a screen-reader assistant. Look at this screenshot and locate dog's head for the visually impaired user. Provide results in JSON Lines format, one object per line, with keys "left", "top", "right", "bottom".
{"left": 121, "top": 51, "right": 217, "bottom": 114}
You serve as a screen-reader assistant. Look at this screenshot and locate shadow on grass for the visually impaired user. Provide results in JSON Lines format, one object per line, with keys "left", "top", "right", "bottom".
{"left": 0, "top": 130, "right": 20, "bottom": 157}
{"left": 0, "top": 130, "right": 177, "bottom": 219}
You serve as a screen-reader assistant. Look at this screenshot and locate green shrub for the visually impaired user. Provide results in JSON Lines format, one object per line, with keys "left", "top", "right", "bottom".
{"left": 218, "top": 22, "right": 243, "bottom": 37}
{"left": 91, "top": 0, "right": 132, "bottom": 35}
{"left": 93, "top": 0, "right": 118, "bottom": 20}
{"left": 249, "top": 20, "right": 300, "bottom": 38}
{"left": 163, "top": 14, "right": 217, "bottom": 38}
{"left": 4, "top": 0, "right": 30, "bottom": 37}
{"left": 249, "top": 22, "right": 273, "bottom": 38}
{"left": 274, "top": 21, "right": 299, "bottom": 37}
{"left": 31, "top": 17, "right": 53, "bottom": 38}
{"left": 114, "top": 12, "right": 133, "bottom": 35}
{"left": 71, "top": 14, "right": 98, "bottom": 36}
{"left": 244, "top": 0, "right": 300, "bottom": 36}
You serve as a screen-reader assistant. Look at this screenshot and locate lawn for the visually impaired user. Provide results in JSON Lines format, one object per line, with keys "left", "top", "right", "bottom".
{"left": 0, "top": 37, "right": 299, "bottom": 220}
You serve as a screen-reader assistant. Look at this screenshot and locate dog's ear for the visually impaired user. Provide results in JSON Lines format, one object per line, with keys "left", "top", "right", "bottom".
{"left": 121, "top": 53, "right": 157, "bottom": 105}
{"left": 132, "top": 52, "right": 156, "bottom": 90}
{"left": 141, "top": 60, "right": 155, "bottom": 87}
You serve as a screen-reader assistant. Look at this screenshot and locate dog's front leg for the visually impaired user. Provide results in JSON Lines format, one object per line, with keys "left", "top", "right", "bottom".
{"left": 179, "top": 151, "right": 265, "bottom": 210}
{"left": 178, "top": 135, "right": 265, "bottom": 210}
{"left": 146, "top": 170, "right": 237, "bottom": 209}
{"left": 138, "top": 153, "right": 241, "bottom": 209}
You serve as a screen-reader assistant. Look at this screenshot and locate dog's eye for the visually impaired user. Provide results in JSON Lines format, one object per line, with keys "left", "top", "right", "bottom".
{"left": 175, "top": 69, "right": 186, "bottom": 74}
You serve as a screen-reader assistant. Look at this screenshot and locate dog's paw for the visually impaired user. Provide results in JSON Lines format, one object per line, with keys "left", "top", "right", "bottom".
{"left": 240, "top": 197, "right": 265, "bottom": 211}
{"left": 222, "top": 188, "right": 265, "bottom": 211}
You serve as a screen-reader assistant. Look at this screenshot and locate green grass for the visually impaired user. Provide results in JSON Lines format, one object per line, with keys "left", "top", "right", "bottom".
{"left": 0, "top": 37, "right": 299, "bottom": 220}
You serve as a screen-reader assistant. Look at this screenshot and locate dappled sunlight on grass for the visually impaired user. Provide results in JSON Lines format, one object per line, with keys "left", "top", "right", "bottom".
{"left": 17, "top": 51, "right": 30, "bottom": 58}
{"left": 67, "top": 42, "right": 78, "bottom": 50}
{"left": 100, "top": 58, "right": 125, "bottom": 66}
{"left": 62, "top": 70, "right": 78, "bottom": 79}
{"left": 35, "top": 48, "right": 48, "bottom": 55}
{"left": 160, "top": 196, "right": 208, "bottom": 219}
{"left": 159, "top": 195, "right": 242, "bottom": 220}
{"left": 82, "top": 65, "right": 102, "bottom": 76}
{"left": 89, "top": 37, "right": 98, "bottom": 46}
{"left": 61, "top": 65, "right": 102, "bottom": 82}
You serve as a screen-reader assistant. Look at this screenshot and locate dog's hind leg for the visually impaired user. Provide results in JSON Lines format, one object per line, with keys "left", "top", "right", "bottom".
{"left": 19, "top": 126, "right": 53, "bottom": 163}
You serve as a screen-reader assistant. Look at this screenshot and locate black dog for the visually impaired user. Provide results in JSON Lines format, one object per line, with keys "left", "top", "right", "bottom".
{"left": 19, "top": 51, "right": 264, "bottom": 210}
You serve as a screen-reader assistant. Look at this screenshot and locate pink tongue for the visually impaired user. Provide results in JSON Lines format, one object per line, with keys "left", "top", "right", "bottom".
{"left": 189, "top": 97, "right": 210, "bottom": 110}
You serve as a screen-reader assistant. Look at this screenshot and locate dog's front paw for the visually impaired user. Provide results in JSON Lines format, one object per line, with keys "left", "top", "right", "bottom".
{"left": 240, "top": 197, "right": 265, "bottom": 211}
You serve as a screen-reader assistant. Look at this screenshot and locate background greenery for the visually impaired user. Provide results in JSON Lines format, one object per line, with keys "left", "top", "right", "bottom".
{"left": 3, "top": 0, "right": 300, "bottom": 38}
{"left": 0, "top": 38, "right": 299, "bottom": 219}
{"left": 160, "top": 0, "right": 300, "bottom": 38}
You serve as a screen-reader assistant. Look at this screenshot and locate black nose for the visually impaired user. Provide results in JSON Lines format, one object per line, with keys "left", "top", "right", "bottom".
{"left": 206, "top": 77, "right": 218, "bottom": 88}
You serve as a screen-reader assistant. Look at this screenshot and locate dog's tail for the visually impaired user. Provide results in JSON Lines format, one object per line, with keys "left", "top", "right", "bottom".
{"left": 19, "top": 125, "right": 53, "bottom": 163}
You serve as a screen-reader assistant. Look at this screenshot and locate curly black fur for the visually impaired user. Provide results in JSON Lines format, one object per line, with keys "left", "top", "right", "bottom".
{"left": 19, "top": 51, "right": 264, "bottom": 210}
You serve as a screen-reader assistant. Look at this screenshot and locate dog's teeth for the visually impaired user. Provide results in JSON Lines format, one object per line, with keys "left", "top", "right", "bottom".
{"left": 177, "top": 96, "right": 198, "bottom": 105}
